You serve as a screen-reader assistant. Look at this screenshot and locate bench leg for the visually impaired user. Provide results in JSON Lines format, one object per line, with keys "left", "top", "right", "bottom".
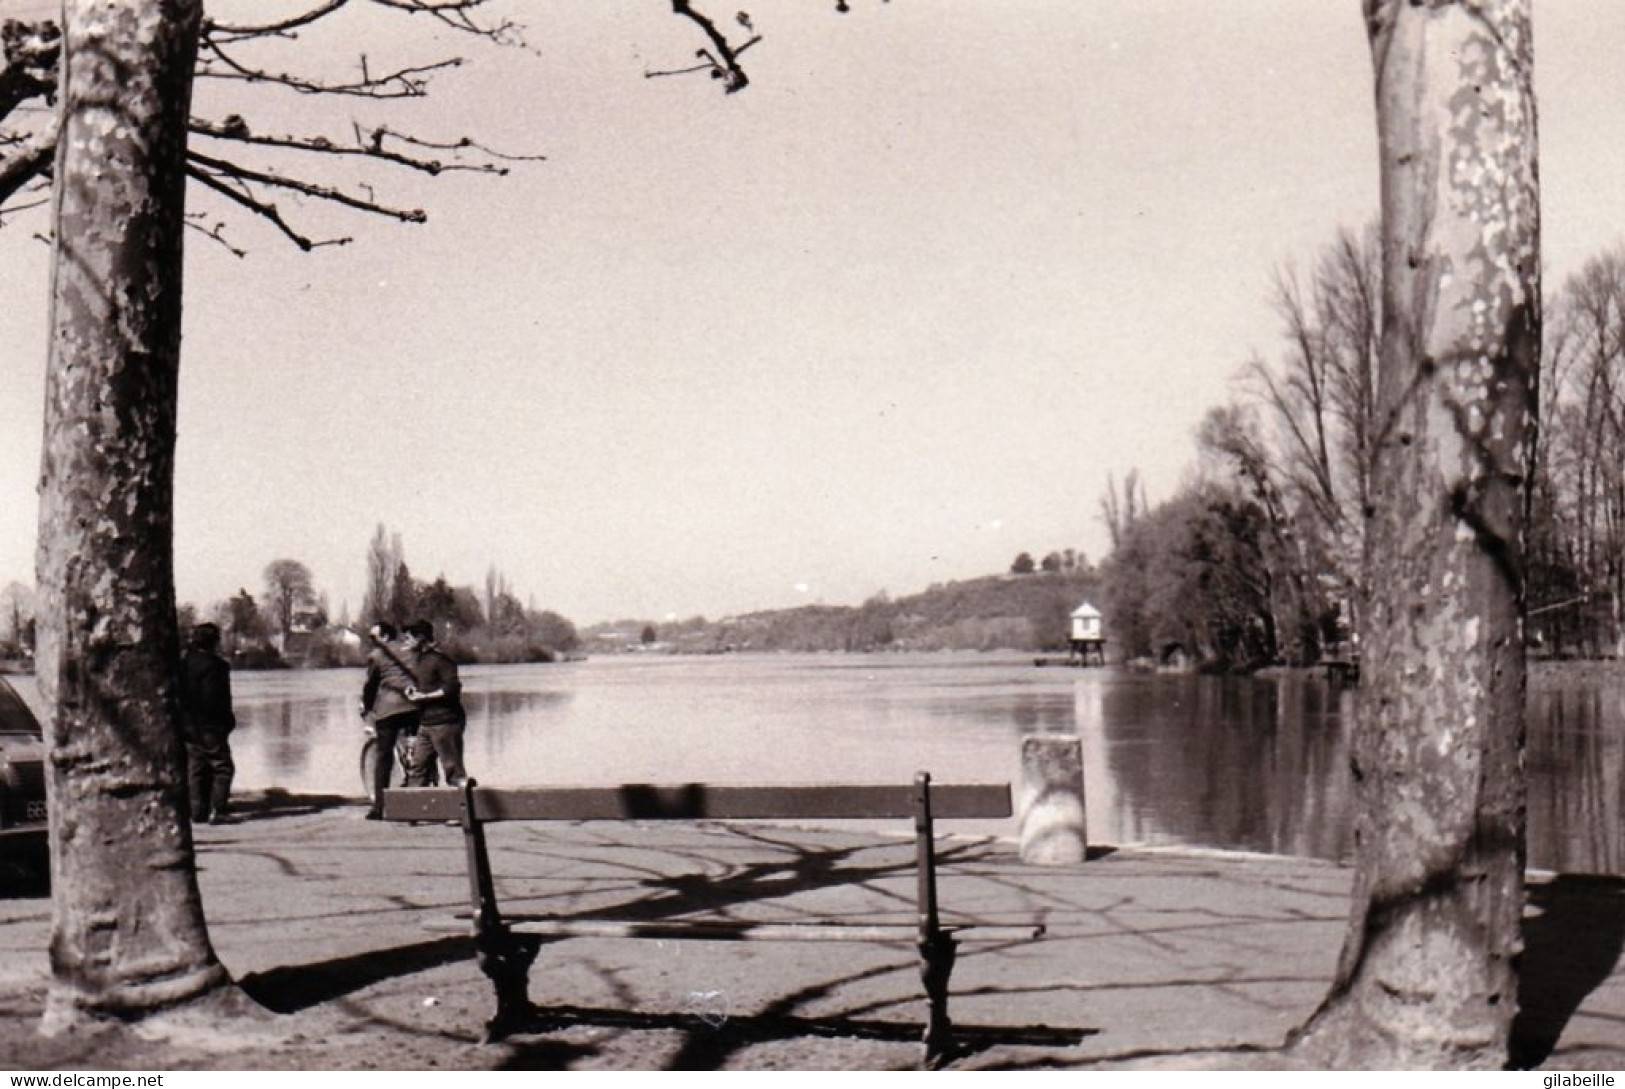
{"left": 476, "top": 927, "right": 543, "bottom": 1043}
{"left": 917, "top": 932, "right": 958, "bottom": 1069}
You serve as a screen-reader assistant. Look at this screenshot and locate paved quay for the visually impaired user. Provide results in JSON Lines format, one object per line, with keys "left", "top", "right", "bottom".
{"left": 0, "top": 794, "right": 1620, "bottom": 1071}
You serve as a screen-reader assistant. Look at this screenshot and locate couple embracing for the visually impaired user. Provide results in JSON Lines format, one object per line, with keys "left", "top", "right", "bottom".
{"left": 360, "top": 619, "right": 465, "bottom": 820}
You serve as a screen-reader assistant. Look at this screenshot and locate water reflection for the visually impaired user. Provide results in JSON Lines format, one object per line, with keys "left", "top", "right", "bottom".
{"left": 229, "top": 667, "right": 578, "bottom": 797}
{"left": 1005, "top": 692, "right": 1075, "bottom": 735}
{"left": 463, "top": 687, "right": 575, "bottom": 778}
{"left": 1527, "top": 686, "right": 1624, "bottom": 875}
{"left": 236, "top": 696, "right": 342, "bottom": 787}
{"left": 466, "top": 688, "right": 573, "bottom": 724}
{"left": 1088, "top": 675, "right": 1353, "bottom": 861}
{"left": 223, "top": 654, "right": 1622, "bottom": 874}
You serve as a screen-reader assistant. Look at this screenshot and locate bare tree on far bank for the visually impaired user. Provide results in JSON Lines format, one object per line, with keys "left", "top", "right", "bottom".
{"left": 1528, "top": 247, "right": 1625, "bottom": 655}
{"left": 262, "top": 559, "right": 316, "bottom": 644}
{"left": 362, "top": 524, "right": 404, "bottom": 629}
{"left": 1291, "top": 0, "right": 1539, "bottom": 1067}
{"left": 1243, "top": 226, "right": 1382, "bottom": 636}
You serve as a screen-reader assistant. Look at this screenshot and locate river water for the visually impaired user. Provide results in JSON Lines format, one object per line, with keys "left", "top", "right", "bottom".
{"left": 227, "top": 651, "right": 1624, "bottom": 875}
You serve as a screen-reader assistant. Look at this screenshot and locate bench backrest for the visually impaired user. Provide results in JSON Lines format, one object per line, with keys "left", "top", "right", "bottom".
{"left": 381, "top": 781, "right": 1012, "bottom": 823}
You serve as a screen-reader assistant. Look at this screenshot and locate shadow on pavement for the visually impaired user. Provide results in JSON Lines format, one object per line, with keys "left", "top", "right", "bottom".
{"left": 980, "top": 1039, "right": 1282, "bottom": 1071}
{"left": 238, "top": 935, "right": 474, "bottom": 1013}
{"left": 491, "top": 1036, "right": 602, "bottom": 1070}
{"left": 491, "top": 1001, "right": 1096, "bottom": 1071}
{"left": 1511, "top": 874, "right": 1625, "bottom": 1069}
{"left": 227, "top": 790, "right": 357, "bottom": 822}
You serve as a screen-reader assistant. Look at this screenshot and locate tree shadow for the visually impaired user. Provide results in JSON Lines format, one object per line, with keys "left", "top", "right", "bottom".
{"left": 226, "top": 790, "right": 356, "bottom": 822}
{"left": 490, "top": 1000, "right": 1097, "bottom": 1071}
{"left": 1509, "top": 874, "right": 1625, "bottom": 1069}
{"left": 229, "top": 829, "right": 940, "bottom": 1021}
{"left": 500, "top": 826, "right": 990, "bottom": 927}
{"left": 226, "top": 829, "right": 923, "bottom": 1020}
{"left": 237, "top": 935, "right": 474, "bottom": 1013}
{"left": 223, "top": 826, "right": 1100, "bottom": 1067}
{"left": 490, "top": 1036, "right": 602, "bottom": 1070}
{"left": 980, "top": 1039, "right": 1284, "bottom": 1071}
{"left": 452, "top": 828, "right": 1078, "bottom": 1068}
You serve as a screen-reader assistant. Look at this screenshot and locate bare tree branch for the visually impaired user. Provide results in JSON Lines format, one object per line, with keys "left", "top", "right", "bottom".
{"left": 189, "top": 115, "right": 542, "bottom": 177}
{"left": 183, "top": 212, "right": 249, "bottom": 259}
{"left": 365, "top": 126, "right": 545, "bottom": 168}
{"left": 187, "top": 164, "right": 350, "bottom": 252}
{"left": 0, "top": 127, "right": 52, "bottom": 208}
{"left": 189, "top": 148, "right": 427, "bottom": 224}
{"left": 0, "top": 190, "right": 48, "bottom": 223}
{"left": 198, "top": 36, "right": 464, "bottom": 98}
{"left": 207, "top": 0, "right": 520, "bottom": 45}
{"left": 652, "top": 1, "right": 759, "bottom": 93}
{"left": 2, "top": 1, "right": 854, "bottom": 249}
{"left": 204, "top": 0, "right": 353, "bottom": 40}
{"left": 371, "top": 0, "right": 523, "bottom": 42}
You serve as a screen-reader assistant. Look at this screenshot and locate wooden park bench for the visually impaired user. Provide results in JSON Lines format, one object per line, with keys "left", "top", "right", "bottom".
{"left": 382, "top": 773, "right": 1044, "bottom": 1069}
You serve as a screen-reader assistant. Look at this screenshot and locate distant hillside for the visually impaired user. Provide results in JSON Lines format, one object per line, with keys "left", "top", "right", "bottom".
{"left": 584, "top": 571, "right": 1101, "bottom": 654}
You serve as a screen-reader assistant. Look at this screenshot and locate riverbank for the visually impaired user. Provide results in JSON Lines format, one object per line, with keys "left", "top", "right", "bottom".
{"left": 6, "top": 653, "right": 1624, "bottom": 679}
{"left": 1, "top": 794, "right": 1620, "bottom": 1071}
{"left": 1250, "top": 657, "right": 1625, "bottom": 686}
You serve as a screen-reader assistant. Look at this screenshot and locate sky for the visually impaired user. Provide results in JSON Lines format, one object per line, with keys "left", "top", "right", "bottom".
{"left": 3, "top": 2, "right": 1625, "bottom": 627}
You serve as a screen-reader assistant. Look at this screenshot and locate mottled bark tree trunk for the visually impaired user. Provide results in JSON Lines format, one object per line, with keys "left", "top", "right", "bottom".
{"left": 35, "top": 0, "right": 230, "bottom": 1030}
{"left": 1293, "top": 0, "right": 1539, "bottom": 1068}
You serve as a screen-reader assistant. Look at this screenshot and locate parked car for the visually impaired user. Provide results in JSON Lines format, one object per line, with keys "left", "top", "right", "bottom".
{"left": 0, "top": 676, "right": 48, "bottom": 875}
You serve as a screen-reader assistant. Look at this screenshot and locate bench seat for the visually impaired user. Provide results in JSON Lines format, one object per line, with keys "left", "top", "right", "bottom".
{"left": 424, "top": 916, "right": 1043, "bottom": 943}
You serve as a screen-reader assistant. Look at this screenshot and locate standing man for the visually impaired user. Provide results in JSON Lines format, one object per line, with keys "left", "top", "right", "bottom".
{"left": 404, "top": 619, "right": 466, "bottom": 785}
{"left": 360, "top": 621, "right": 421, "bottom": 819}
{"left": 179, "top": 622, "right": 236, "bottom": 825}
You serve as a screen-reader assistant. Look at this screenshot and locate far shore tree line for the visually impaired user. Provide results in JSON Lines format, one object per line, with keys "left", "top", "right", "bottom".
{"left": 586, "top": 558, "right": 1098, "bottom": 655}
{"left": 11, "top": 539, "right": 1097, "bottom": 665}
{"left": 164, "top": 523, "right": 580, "bottom": 669}
{"left": 1008, "top": 548, "right": 1090, "bottom": 576}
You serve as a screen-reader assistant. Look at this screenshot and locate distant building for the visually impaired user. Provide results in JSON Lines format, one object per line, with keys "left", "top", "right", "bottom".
{"left": 1069, "top": 602, "right": 1106, "bottom": 666}
{"left": 290, "top": 609, "right": 326, "bottom": 635}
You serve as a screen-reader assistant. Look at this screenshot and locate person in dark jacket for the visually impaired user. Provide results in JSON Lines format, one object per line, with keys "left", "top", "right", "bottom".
{"left": 404, "top": 619, "right": 466, "bottom": 786}
{"left": 180, "top": 622, "right": 236, "bottom": 825}
{"left": 360, "top": 621, "right": 423, "bottom": 819}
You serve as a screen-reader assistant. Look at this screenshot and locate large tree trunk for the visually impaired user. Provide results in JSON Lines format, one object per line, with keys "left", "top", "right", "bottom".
{"left": 35, "top": 0, "right": 229, "bottom": 1031}
{"left": 1292, "top": 0, "right": 1539, "bottom": 1068}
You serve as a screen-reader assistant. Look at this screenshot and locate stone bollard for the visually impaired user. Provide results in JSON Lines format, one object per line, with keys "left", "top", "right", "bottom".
{"left": 1017, "top": 734, "right": 1088, "bottom": 865}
